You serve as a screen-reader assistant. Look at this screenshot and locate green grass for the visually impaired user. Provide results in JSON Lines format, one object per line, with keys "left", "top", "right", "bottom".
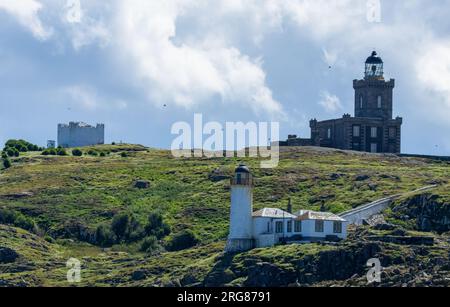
{"left": 0, "top": 145, "right": 448, "bottom": 286}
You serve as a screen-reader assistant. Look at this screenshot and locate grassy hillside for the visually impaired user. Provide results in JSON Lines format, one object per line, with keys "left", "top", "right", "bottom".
{"left": 0, "top": 145, "right": 449, "bottom": 286}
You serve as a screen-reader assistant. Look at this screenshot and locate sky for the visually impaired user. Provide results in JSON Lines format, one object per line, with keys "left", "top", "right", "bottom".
{"left": 0, "top": 0, "right": 449, "bottom": 155}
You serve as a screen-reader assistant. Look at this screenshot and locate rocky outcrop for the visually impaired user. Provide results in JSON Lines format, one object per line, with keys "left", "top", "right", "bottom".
{"left": 202, "top": 242, "right": 384, "bottom": 287}
{"left": 208, "top": 169, "right": 229, "bottom": 182}
{"left": 391, "top": 193, "right": 450, "bottom": 233}
{"left": 0, "top": 246, "right": 19, "bottom": 263}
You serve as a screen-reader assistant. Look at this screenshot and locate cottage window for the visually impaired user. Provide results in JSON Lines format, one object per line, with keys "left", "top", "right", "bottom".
{"left": 377, "top": 96, "right": 382, "bottom": 108}
{"left": 315, "top": 220, "right": 324, "bottom": 233}
{"left": 287, "top": 221, "right": 292, "bottom": 233}
{"left": 327, "top": 128, "right": 332, "bottom": 139}
{"left": 359, "top": 95, "right": 363, "bottom": 108}
{"left": 275, "top": 221, "right": 283, "bottom": 234}
{"left": 371, "top": 127, "right": 378, "bottom": 138}
{"left": 333, "top": 222, "right": 343, "bottom": 234}
{"left": 353, "top": 125, "right": 361, "bottom": 137}
{"left": 294, "top": 221, "right": 302, "bottom": 232}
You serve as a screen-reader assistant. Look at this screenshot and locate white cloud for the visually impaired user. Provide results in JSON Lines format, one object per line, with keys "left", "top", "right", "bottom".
{"left": 318, "top": 91, "right": 342, "bottom": 113}
{"left": 62, "top": 85, "right": 127, "bottom": 111}
{"left": 416, "top": 40, "right": 450, "bottom": 118}
{"left": 114, "top": 0, "right": 284, "bottom": 116}
{"left": 0, "top": 0, "right": 52, "bottom": 40}
{"left": 62, "top": 0, "right": 110, "bottom": 51}
{"left": 63, "top": 85, "right": 99, "bottom": 110}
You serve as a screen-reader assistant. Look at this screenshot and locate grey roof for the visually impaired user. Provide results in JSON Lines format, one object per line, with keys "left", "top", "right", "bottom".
{"left": 295, "top": 210, "right": 346, "bottom": 222}
{"left": 253, "top": 208, "right": 297, "bottom": 219}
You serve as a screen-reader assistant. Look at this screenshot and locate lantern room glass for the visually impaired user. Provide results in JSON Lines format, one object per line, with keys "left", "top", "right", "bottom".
{"left": 365, "top": 62, "right": 383, "bottom": 79}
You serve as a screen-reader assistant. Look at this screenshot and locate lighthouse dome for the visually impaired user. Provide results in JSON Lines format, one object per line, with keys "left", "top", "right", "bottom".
{"left": 235, "top": 164, "right": 250, "bottom": 174}
{"left": 365, "top": 51, "right": 383, "bottom": 64}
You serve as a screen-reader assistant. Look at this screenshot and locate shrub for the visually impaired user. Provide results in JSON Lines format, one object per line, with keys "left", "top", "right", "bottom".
{"left": 120, "top": 152, "right": 128, "bottom": 158}
{"left": 57, "top": 148, "right": 68, "bottom": 156}
{"left": 3, "top": 158, "right": 11, "bottom": 169}
{"left": 5, "top": 140, "right": 40, "bottom": 153}
{"left": 95, "top": 224, "right": 116, "bottom": 247}
{"left": 125, "top": 215, "right": 145, "bottom": 242}
{"left": 42, "top": 149, "right": 57, "bottom": 156}
{"left": 145, "top": 212, "right": 171, "bottom": 239}
{"left": 87, "top": 150, "right": 98, "bottom": 156}
{"left": 0, "top": 209, "right": 37, "bottom": 233}
{"left": 17, "top": 144, "right": 28, "bottom": 152}
{"left": 1, "top": 152, "right": 7, "bottom": 159}
{"left": 166, "top": 230, "right": 199, "bottom": 252}
{"left": 6, "top": 147, "right": 19, "bottom": 157}
{"left": 140, "top": 236, "right": 159, "bottom": 254}
{"left": 100, "top": 152, "right": 106, "bottom": 157}
{"left": 111, "top": 214, "right": 130, "bottom": 241}
{"left": 72, "top": 149, "right": 83, "bottom": 157}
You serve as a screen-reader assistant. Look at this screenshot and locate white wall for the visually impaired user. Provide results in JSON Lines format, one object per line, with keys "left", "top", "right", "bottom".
{"left": 58, "top": 123, "right": 105, "bottom": 148}
{"left": 253, "top": 218, "right": 348, "bottom": 246}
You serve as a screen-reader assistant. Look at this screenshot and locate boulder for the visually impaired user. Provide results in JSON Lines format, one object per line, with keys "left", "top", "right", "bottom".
{"left": 355, "top": 174, "right": 370, "bottom": 181}
{"left": 373, "top": 223, "right": 397, "bottom": 231}
{"left": 134, "top": 180, "right": 150, "bottom": 189}
{"left": 208, "top": 169, "right": 229, "bottom": 182}
{"left": 131, "top": 269, "right": 147, "bottom": 281}
{"left": 0, "top": 247, "right": 19, "bottom": 263}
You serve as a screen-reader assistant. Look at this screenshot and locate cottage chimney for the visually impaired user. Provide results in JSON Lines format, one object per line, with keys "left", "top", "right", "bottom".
{"left": 320, "top": 200, "right": 326, "bottom": 212}
{"left": 287, "top": 198, "right": 292, "bottom": 214}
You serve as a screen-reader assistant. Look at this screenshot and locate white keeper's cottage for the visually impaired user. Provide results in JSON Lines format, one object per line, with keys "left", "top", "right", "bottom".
{"left": 225, "top": 164, "right": 348, "bottom": 253}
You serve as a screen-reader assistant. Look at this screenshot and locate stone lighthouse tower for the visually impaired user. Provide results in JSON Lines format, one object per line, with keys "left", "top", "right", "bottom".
{"left": 225, "top": 164, "right": 254, "bottom": 253}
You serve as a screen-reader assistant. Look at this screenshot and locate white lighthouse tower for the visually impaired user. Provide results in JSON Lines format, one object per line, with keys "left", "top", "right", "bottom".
{"left": 225, "top": 164, "right": 254, "bottom": 253}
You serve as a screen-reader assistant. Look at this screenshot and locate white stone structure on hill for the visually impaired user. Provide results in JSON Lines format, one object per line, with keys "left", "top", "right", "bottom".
{"left": 57, "top": 122, "right": 104, "bottom": 148}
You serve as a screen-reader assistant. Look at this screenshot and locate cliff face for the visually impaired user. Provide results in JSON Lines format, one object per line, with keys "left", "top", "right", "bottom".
{"left": 390, "top": 193, "right": 450, "bottom": 233}
{"left": 199, "top": 235, "right": 450, "bottom": 287}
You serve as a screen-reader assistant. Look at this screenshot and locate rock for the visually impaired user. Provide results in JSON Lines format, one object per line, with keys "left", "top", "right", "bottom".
{"left": 0, "top": 192, "right": 34, "bottom": 199}
{"left": 391, "top": 229, "right": 407, "bottom": 236}
{"left": 391, "top": 193, "right": 450, "bottom": 233}
{"left": 368, "top": 183, "right": 378, "bottom": 191}
{"left": 244, "top": 262, "right": 296, "bottom": 287}
{"left": 204, "top": 269, "right": 235, "bottom": 287}
{"left": 367, "top": 235, "right": 434, "bottom": 246}
{"left": 0, "top": 247, "right": 19, "bottom": 263}
{"left": 134, "top": 180, "right": 150, "bottom": 189}
{"left": 355, "top": 174, "right": 370, "bottom": 181}
{"left": 208, "top": 169, "right": 229, "bottom": 182}
{"left": 364, "top": 214, "right": 386, "bottom": 227}
{"left": 373, "top": 223, "right": 397, "bottom": 231}
{"left": 131, "top": 270, "right": 147, "bottom": 281}
{"left": 330, "top": 173, "right": 343, "bottom": 180}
